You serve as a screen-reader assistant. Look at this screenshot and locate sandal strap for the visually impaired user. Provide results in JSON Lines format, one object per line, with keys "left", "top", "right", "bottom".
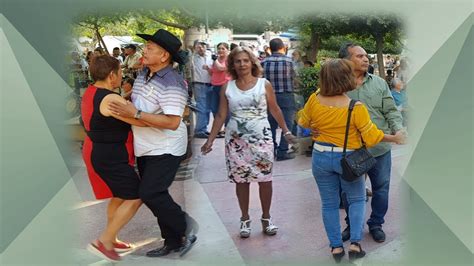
{"left": 261, "top": 217, "right": 278, "bottom": 232}
{"left": 240, "top": 219, "right": 251, "bottom": 232}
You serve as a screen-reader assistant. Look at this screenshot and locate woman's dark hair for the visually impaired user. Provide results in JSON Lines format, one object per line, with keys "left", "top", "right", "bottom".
{"left": 319, "top": 59, "right": 356, "bottom": 96}
{"left": 122, "top": 77, "right": 135, "bottom": 86}
{"left": 89, "top": 55, "right": 120, "bottom": 81}
{"left": 217, "top": 42, "right": 229, "bottom": 50}
{"left": 230, "top": 43, "right": 238, "bottom": 51}
{"left": 227, "top": 46, "right": 263, "bottom": 80}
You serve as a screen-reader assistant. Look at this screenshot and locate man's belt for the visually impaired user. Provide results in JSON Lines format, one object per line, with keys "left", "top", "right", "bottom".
{"left": 193, "top": 82, "right": 211, "bottom": 86}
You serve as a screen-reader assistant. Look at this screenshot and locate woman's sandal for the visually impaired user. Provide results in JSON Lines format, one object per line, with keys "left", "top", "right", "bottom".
{"left": 331, "top": 246, "right": 345, "bottom": 263}
{"left": 261, "top": 217, "right": 279, "bottom": 236}
{"left": 240, "top": 219, "right": 251, "bottom": 238}
{"left": 348, "top": 242, "right": 366, "bottom": 260}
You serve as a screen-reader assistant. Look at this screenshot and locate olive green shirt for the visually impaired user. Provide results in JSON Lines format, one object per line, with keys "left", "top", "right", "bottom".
{"left": 346, "top": 73, "right": 403, "bottom": 157}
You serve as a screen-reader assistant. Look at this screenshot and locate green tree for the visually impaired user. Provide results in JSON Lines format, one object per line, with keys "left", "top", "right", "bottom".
{"left": 72, "top": 12, "right": 131, "bottom": 54}
{"left": 349, "top": 14, "right": 404, "bottom": 78}
{"left": 296, "top": 13, "right": 404, "bottom": 77}
{"left": 297, "top": 14, "right": 351, "bottom": 62}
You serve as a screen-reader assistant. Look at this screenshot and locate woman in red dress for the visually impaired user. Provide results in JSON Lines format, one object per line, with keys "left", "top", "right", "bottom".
{"left": 81, "top": 55, "right": 144, "bottom": 262}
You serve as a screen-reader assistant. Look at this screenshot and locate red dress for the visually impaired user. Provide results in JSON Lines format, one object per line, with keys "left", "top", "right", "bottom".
{"left": 81, "top": 85, "right": 139, "bottom": 199}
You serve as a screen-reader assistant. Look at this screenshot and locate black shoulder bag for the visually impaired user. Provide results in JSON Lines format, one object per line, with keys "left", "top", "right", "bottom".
{"left": 340, "top": 100, "right": 377, "bottom": 182}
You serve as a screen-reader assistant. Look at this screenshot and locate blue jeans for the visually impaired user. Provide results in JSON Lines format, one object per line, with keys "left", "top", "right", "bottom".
{"left": 343, "top": 150, "right": 391, "bottom": 229}
{"left": 193, "top": 83, "right": 212, "bottom": 134}
{"left": 210, "top": 85, "right": 221, "bottom": 117}
{"left": 312, "top": 144, "right": 366, "bottom": 247}
{"left": 268, "top": 93, "right": 296, "bottom": 157}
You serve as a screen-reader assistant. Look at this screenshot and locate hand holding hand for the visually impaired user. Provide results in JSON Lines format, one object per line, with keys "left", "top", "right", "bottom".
{"left": 311, "top": 128, "right": 321, "bottom": 138}
{"left": 394, "top": 130, "right": 407, "bottom": 145}
{"left": 284, "top": 132, "right": 298, "bottom": 145}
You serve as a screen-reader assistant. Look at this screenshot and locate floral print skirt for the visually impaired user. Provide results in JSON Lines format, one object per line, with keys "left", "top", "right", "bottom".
{"left": 225, "top": 124, "right": 274, "bottom": 183}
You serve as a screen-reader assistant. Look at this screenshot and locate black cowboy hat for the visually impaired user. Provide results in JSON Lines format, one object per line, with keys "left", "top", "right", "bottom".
{"left": 136, "top": 29, "right": 186, "bottom": 65}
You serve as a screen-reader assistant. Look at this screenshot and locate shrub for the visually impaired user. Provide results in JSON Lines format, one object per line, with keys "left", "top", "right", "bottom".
{"left": 296, "top": 64, "right": 320, "bottom": 103}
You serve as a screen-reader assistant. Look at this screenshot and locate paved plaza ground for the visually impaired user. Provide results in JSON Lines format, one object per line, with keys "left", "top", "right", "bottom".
{"left": 71, "top": 136, "right": 409, "bottom": 265}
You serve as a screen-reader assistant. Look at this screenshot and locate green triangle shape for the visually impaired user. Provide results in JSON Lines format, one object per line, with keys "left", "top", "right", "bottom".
{"left": 404, "top": 26, "right": 473, "bottom": 252}
{"left": 1, "top": 14, "right": 74, "bottom": 173}
{"left": 1, "top": 180, "right": 81, "bottom": 264}
{"left": 405, "top": 14, "right": 471, "bottom": 158}
{"left": 0, "top": 26, "right": 71, "bottom": 252}
{"left": 402, "top": 181, "right": 473, "bottom": 265}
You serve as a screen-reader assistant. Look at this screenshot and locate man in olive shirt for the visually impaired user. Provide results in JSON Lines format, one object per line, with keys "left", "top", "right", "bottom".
{"left": 339, "top": 43, "right": 405, "bottom": 243}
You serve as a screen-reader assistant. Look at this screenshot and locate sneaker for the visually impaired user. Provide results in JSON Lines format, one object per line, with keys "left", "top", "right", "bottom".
{"left": 276, "top": 152, "right": 296, "bottom": 161}
{"left": 369, "top": 227, "right": 386, "bottom": 243}
{"left": 341, "top": 226, "right": 350, "bottom": 242}
{"left": 194, "top": 132, "right": 209, "bottom": 139}
{"left": 87, "top": 240, "right": 121, "bottom": 262}
{"left": 113, "top": 241, "right": 134, "bottom": 253}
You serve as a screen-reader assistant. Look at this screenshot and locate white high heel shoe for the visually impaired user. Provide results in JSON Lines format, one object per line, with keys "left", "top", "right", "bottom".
{"left": 239, "top": 219, "right": 251, "bottom": 238}
{"left": 261, "top": 217, "right": 278, "bottom": 235}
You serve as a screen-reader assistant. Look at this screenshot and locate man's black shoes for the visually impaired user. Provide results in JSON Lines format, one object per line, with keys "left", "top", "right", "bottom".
{"left": 341, "top": 226, "right": 350, "bottom": 242}
{"left": 146, "top": 235, "right": 197, "bottom": 257}
{"left": 369, "top": 227, "right": 386, "bottom": 243}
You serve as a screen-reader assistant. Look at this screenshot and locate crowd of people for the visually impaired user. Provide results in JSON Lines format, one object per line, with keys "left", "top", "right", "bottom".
{"left": 78, "top": 27, "right": 408, "bottom": 263}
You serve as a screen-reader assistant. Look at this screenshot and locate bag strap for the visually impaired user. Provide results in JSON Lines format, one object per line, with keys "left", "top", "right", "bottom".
{"left": 343, "top": 99, "right": 357, "bottom": 155}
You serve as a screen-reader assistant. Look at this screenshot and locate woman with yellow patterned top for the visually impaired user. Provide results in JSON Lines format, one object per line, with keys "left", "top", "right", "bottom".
{"left": 298, "top": 59, "right": 403, "bottom": 263}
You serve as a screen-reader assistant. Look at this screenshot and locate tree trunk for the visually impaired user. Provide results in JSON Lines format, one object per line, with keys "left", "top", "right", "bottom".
{"left": 307, "top": 30, "right": 320, "bottom": 63}
{"left": 95, "top": 26, "right": 109, "bottom": 55}
{"left": 375, "top": 33, "right": 385, "bottom": 79}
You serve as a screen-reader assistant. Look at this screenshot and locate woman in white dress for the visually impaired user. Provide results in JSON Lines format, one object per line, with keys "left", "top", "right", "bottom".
{"left": 201, "top": 47, "right": 297, "bottom": 238}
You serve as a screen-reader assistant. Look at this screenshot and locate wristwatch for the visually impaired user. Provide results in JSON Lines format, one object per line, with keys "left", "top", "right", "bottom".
{"left": 283, "top": 131, "right": 292, "bottom": 136}
{"left": 134, "top": 110, "right": 142, "bottom": 120}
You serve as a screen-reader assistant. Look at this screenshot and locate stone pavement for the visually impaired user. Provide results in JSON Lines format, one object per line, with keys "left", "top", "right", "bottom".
{"left": 71, "top": 136, "right": 409, "bottom": 265}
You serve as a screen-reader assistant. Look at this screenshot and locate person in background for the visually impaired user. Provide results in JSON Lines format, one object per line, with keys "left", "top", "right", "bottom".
{"left": 190, "top": 40, "right": 214, "bottom": 139}
{"left": 112, "top": 47, "right": 124, "bottom": 64}
{"left": 390, "top": 78, "right": 408, "bottom": 127}
{"left": 291, "top": 50, "right": 304, "bottom": 73}
{"left": 121, "top": 77, "right": 134, "bottom": 100}
{"left": 262, "top": 38, "right": 297, "bottom": 161}
{"left": 210, "top": 42, "right": 231, "bottom": 136}
{"left": 230, "top": 43, "right": 239, "bottom": 51}
{"left": 122, "top": 44, "right": 142, "bottom": 78}
{"left": 94, "top": 47, "right": 106, "bottom": 56}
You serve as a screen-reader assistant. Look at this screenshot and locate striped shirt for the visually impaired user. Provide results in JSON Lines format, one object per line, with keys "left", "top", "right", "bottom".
{"left": 261, "top": 53, "right": 295, "bottom": 93}
{"left": 131, "top": 65, "right": 188, "bottom": 157}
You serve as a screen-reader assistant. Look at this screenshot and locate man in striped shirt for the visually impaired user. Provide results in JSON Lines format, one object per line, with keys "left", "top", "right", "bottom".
{"left": 109, "top": 29, "right": 197, "bottom": 257}
{"left": 262, "top": 38, "right": 297, "bottom": 161}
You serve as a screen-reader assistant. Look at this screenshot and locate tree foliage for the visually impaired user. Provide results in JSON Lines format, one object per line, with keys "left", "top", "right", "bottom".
{"left": 296, "top": 12, "right": 405, "bottom": 76}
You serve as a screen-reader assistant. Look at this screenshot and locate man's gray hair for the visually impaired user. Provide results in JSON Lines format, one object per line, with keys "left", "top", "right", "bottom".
{"left": 338, "top": 42, "right": 357, "bottom": 59}
{"left": 391, "top": 78, "right": 403, "bottom": 88}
